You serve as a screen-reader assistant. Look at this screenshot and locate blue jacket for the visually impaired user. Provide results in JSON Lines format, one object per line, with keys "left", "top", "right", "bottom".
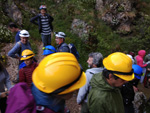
{"left": 56, "top": 42, "right": 70, "bottom": 52}
{"left": 31, "top": 84, "right": 65, "bottom": 112}
{"left": 30, "top": 13, "right": 54, "bottom": 33}
{"left": 8, "top": 41, "right": 32, "bottom": 58}
{"left": 15, "top": 31, "right": 21, "bottom": 43}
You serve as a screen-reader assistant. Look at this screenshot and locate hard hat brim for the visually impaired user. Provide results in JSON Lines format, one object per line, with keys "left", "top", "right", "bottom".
{"left": 19, "top": 34, "right": 30, "bottom": 37}
{"left": 103, "top": 54, "right": 135, "bottom": 81}
{"left": 134, "top": 74, "right": 141, "bottom": 79}
{"left": 114, "top": 73, "right": 135, "bottom": 81}
{"left": 20, "top": 55, "right": 34, "bottom": 61}
{"left": 32, "top": 68, "right": 86, "bottom": 94}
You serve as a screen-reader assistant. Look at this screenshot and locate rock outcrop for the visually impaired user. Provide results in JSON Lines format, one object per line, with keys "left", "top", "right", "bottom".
{"left": 96, "top": 0, "right": 137, "bottom": 33}
{"left": 71, "top": 19, "right": 93, "bottom": 41}
{"left": 5, "top": 2, "right": 22, "bottom": 25}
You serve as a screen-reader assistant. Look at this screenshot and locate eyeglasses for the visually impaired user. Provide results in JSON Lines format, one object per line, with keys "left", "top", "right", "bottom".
{"left": 42, "top": 47, "right": 56, "bottom": 53}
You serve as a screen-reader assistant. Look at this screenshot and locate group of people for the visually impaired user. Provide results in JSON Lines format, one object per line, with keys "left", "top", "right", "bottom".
{"left": 0, "top": 4, "right": 150, "bottom": 113}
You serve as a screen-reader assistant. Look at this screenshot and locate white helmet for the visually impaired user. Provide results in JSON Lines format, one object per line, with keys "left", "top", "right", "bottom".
{"left": 54, "top": 32, "right": 66, "bottom": 38}
{"left": 19, "top": 30, "right": 30, "bottom": 37}
{"left": 127, "top": 54, "right": 135, "bottom": 64}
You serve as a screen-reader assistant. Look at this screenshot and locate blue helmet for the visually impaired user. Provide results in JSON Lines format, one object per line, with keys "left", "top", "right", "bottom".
{"left": 42, "top": 45, "right": 57, "bottom": 55}
{"left": 132, "top": 64, "right": 143, "bottom": 79}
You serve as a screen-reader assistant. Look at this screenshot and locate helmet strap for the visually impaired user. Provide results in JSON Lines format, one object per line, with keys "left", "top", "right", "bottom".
{"left": 51, "top": 69, "right": 83, "bottom": 94}
{"left": 107, "top": 69, "right": 133, "bottom": 75}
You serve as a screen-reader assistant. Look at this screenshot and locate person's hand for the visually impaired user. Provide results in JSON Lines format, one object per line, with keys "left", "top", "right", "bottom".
{"left": 133, "top": 86, "right": 139, "bottom": 92}
{"left": 148, "top": 68, "right": 150, "bottom": 71}
{"left": 0, "top": 92, "right": 7, "bottom": 98}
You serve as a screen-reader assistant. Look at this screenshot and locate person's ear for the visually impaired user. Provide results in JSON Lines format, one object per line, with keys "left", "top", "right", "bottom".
{"left": 108, "top": 73, "right": 113, "bottom": 79}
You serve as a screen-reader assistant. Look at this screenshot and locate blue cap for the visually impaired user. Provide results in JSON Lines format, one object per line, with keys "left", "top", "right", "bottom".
{"left": 132, "top": 64, "right": 143, "bottom": 79}
{"left": 42, "top": 45, "right": 57, "bottom": 55}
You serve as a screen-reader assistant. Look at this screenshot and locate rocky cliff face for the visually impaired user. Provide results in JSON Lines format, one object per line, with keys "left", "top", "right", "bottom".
{"left": 96, "top": 0, "right": 137, "bottom": 33}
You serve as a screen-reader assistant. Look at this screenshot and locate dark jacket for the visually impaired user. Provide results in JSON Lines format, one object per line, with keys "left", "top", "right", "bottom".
{"left": 30, "top": 13, "right": 54, "bottom": 33}
{"left": 88, "top": 72, "right": 125, "bottom": 113}
{"left": 56, "top": 43, "right": 70, "bottom": 52}
{"left": 120, "top": 82, "right": 135, "bottom": 106}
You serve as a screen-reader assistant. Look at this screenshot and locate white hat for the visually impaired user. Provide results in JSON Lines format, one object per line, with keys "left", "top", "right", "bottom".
{"left": 55, "top": 32, "right": 66, "bottom": 38}
{"left": 127, "top": 54, "right": 135, "bottom": 64}
{"left": 19, "top": 30, "right": 30, "bottom": 37}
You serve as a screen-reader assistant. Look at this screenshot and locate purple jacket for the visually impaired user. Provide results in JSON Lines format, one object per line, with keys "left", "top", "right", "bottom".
{"left": 5, "top": 83, "right": 36, "bottom": 113}
{"left": 136, "top": 50, "right": 147, "bottom": 68}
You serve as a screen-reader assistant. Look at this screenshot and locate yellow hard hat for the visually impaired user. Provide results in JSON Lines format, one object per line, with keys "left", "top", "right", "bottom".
{"left": 103, "top": 52, "right": 134, "bottom": 81}
{"left": 32, "top": 52, "right": 86, "bottom": 95}
{"left": 21, "top": 49, "right": 35, "bottom": 61}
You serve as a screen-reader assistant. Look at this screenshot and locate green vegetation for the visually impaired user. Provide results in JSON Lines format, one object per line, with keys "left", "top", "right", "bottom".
{"left": 1, "top": 0, "right": 150, "bottom": 70}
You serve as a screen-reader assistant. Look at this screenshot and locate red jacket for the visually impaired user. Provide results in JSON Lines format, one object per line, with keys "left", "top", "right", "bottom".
{"left": 19, "top": 62, "right": 38, "bottom": 87}
{"left": 136, "top": 50, "right": 147, "bottom": 68}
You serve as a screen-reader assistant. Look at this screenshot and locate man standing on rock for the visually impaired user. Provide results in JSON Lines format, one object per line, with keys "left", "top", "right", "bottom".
{"left": 8, "top": 22, "right": 21, "bottom": 43}
{"left": 30, "top": 5, "right": 54, "bottom": 47}
{"left": 77, "top": 52, "right": 104, "bottom": 113}
{"left": 88, "top": 52, "right": 134, "bottom": 113}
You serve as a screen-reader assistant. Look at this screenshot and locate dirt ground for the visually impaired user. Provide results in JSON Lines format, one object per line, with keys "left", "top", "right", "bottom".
{"left": 2, "top": 43, "right": 150, "bottom": 113}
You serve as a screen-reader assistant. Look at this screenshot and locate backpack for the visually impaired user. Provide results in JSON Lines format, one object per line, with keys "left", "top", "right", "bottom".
{"left": 133, "top": 91, "right": 147, "bottom": 113}
{"left": 68, "top": 43, "right": 79, "bottom": 60}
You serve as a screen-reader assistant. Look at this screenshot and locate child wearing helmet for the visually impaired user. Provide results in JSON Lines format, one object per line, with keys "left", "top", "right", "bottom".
{"left": 19, "top": 49, "right": 38, "bottom": 87}
{"left": 30, "top": 5, "right": 54, "bottom": 47}
{"left": 42, "top": 45, "right": 57, "bottom": 56}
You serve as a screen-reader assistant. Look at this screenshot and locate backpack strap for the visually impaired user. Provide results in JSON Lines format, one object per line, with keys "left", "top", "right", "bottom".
{"left": 17, "top": 41, "right": 22, "bottom": 56}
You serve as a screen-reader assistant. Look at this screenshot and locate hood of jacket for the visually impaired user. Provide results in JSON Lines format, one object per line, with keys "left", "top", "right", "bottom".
{"left": 138, "top": 50, "right": 146, "bottom": 58}
{"left": 90, "top": 72, "right": 117, "bottom": 91}
{"left": 86, "top": 67, "right": 103, "bottom": 75}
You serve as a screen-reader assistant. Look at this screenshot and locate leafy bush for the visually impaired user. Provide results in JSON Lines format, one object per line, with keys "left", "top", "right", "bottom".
{"left": 0, "top": 25, "right": 13, "bottom": 43}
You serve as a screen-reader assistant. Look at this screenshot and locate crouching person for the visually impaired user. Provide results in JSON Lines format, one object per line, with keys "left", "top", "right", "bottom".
{"left": 19, "top": 49, "right": 38, "bottom": 87}
{"left": 88, "top": 52, "right": 134, "bottom": 113}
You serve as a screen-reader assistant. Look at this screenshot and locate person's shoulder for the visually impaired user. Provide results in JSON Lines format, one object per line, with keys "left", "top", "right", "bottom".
{"left": 61, "top": 43, "right": 68, "bottom": 47}
{"left": 19, "top": 68, "right": 24, "bottom": 72}
{"left": 13, "top": 41, "right": 21, "bottom": 48}
{"left": 86, "top": 68, "right": 95, "bottom": 74}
